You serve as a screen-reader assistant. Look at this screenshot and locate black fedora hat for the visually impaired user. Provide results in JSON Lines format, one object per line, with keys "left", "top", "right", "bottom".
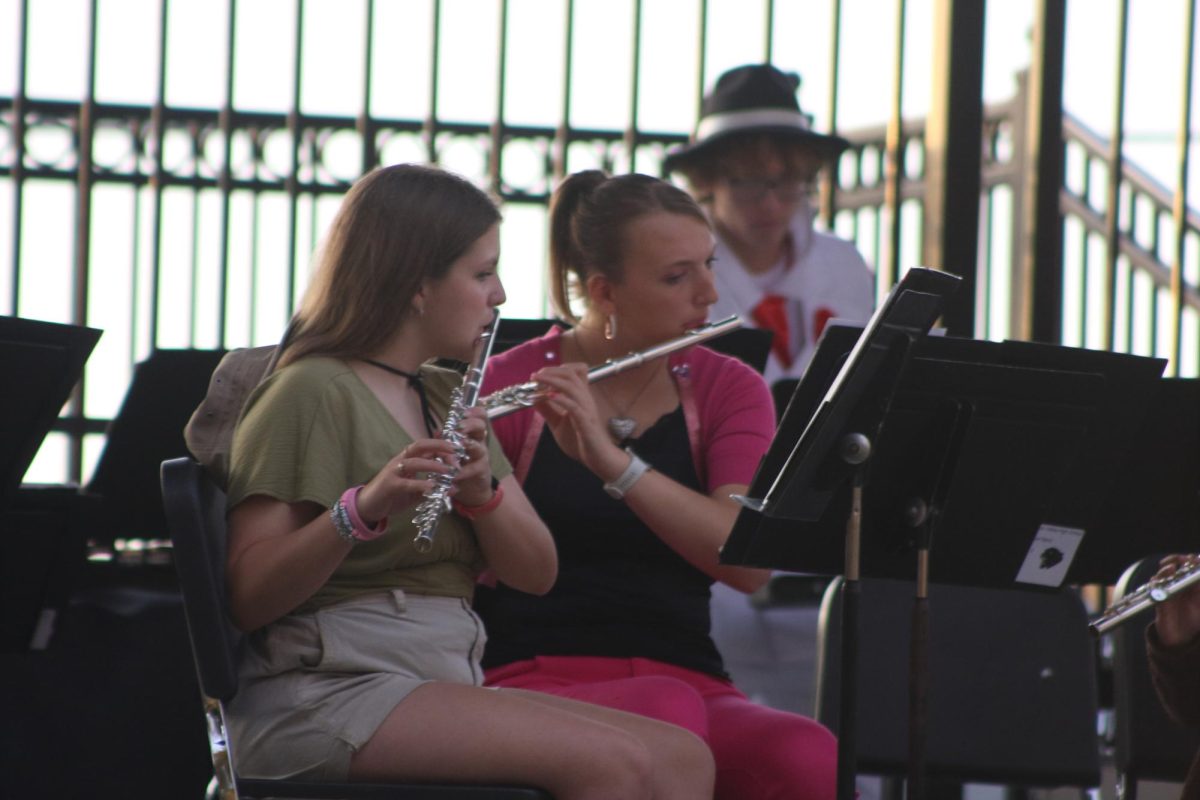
{"left": 663, "top": 63, "right": 850, "bottom": 173}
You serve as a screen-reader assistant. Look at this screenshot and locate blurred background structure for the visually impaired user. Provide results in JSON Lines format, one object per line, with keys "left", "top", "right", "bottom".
{"left": 2, "top": 0, "right": 1199, "bottom": 797}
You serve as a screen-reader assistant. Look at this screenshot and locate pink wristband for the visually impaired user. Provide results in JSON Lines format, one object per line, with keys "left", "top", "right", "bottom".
{"left": 342, "top": 485, "right": 388, "bottom": 541}
{"left": 452, "top": 485, "right": 505, "bottom": 520}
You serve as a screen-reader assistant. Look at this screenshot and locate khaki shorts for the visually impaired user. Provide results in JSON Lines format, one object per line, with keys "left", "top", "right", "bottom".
{"left": 227, "top": 589, "right": 487, "bottom": 780}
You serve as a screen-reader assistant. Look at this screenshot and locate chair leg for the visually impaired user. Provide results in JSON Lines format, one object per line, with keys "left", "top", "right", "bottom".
{"left": 1116, "top": 770, "right": 1137, "bottom": 800}
{"left": 202, "top": 696, "right": 239, "bottom": 800}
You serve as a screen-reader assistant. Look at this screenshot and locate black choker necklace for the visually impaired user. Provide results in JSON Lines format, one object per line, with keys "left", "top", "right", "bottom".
{"left": 363, "top": 359, "right": 436, "bottom": 436}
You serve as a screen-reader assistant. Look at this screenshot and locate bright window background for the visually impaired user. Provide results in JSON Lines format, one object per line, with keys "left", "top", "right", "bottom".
{"left": 3, "top": 0, "right": 1198, "bottom": 484}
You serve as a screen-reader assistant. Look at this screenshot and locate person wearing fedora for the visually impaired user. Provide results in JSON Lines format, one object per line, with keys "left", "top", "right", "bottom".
{"left": 664, "top": 63, "right": 876, "bottom": 386}
{"left": 666, "top": 64, "right": 871, "bottom": 799}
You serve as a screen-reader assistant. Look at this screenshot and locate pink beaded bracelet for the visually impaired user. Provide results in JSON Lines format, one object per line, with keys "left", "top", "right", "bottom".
{"left": 340, "top": 485, "right": 388, "bottom": 542}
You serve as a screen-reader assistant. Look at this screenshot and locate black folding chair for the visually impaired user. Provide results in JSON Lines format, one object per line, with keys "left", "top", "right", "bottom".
{"left": 1109, "top": 555, "right": 1199, "bottom": 799}
{"left": 815, "top": 576, "right": 1102, "bottom": 795}
{"left": 160, "top": 456, "right": 552, "bottom": 800}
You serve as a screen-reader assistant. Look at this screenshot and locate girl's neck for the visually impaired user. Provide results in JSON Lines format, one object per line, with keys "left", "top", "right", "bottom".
{"left": 366, "top": 323, "right": 429, "bottom": 373}
{"left": 567, "top": 319, "right": 665, "bottom": 385}
{"left": 571, "top": 318, "right": 628, "bottom": 360}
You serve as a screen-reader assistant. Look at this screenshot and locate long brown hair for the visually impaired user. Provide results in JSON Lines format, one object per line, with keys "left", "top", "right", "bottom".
{"left": 548, "top": 170, "right": 708, "bottom": 323}
{"left": 280, "top": 164, "right": 501, "bottom": 367}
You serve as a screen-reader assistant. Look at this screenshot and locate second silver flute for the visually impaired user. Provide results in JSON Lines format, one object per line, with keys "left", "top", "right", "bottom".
{"left": 1090, "top": 556, "right": 1200, "bottom": 636}
{"left": 480, "top": 315, "right": 743, "bottom": 420}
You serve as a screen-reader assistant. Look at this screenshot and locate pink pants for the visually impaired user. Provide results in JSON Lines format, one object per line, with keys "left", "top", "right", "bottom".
{"left": 485, "top": 655, "right": 837, "bottom": 800}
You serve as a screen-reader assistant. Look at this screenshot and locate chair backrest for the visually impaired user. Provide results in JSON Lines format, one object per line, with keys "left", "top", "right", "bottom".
{"left": 161, "top": 456, "right": 241, "bottom": 702}
{"left": 1111, "top": 555, "right": 1200, "bottom": 783}
{"left": 815, "top": 576, "right": 1101, "bottom": 788}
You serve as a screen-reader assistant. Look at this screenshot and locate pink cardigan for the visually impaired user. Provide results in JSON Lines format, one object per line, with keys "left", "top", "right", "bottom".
{"left": 483, "top": 325, "right": 776, "bottom": 491}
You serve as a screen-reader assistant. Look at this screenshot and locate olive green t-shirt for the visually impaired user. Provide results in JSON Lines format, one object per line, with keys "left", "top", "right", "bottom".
{"left": 226, "top": 356, "right": 512, "bottom": 611}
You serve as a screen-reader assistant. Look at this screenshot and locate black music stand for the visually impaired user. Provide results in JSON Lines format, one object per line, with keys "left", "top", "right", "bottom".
{"left": 724, "top": 266, "right": 961, "bottom": 799}
{"left": 0, "top": 316, "right": 102, "bottom": 504}
{"left": 1076, "top": 376, "right": 1200, "bottom": 581}
{"left": 88, "top": 348, "right": 227, "bottom": 544}
{"left": 721, "top": 272, "right": 1168, "bottom": 799}
{"left": 0, "top": 315, "right": 101, "bottom": 651}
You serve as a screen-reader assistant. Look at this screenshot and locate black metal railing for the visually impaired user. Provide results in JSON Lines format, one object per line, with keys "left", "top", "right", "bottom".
{"left": 3, "top": 0, "right": 1199, "bottom": 489}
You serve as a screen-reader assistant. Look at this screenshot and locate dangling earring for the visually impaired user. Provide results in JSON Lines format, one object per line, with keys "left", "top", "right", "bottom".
{"left": 604, "top": 314, "right": 617, "bottom": 340}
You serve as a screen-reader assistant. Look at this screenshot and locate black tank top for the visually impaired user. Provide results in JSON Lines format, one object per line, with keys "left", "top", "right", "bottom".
{"left": 476, "top": 406, "right": 727, "bottom": 678}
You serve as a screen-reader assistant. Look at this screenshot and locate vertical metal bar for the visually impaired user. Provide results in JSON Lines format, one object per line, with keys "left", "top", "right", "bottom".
{"left": 248, "top": 138, "right": 261, "bottom": 340}
{"left": 189, "top": 149, "right": 203, "bottom": 345}
{"left": 1122, "top": 188, "right": 1136, "bottom": 350}
{"left": 821, "top": 0, "right": 843, "bottom": 226}
{"left": 69, "top": 0, "right": 100, "bottom": 481}
{"left": 1101, "top": 0, "right": 1129, "bottom": 352}
{"left": 286, "top": 0, "right": 304, "bottom": 321}
{"left": 922, "top": 0, "right": 984, "bottom": 336}
{"left": 696, "top": 0, "right": 708, "bottom": 112}
{"left": 163, "top": 3, "right": 199, "bottom": 349}
{"left": 880, "top": 0, "right": 906, "bottom": 290}
{"left": 77, "top": 0, "right": 98, "bottom": 330}
{"left": 554, "top": 0, "right": 575, "bottom": 179}
{"left": 765, "top": 0, "right": 775, "bottom": 63}
{"left": 1082, "top": 155, "right": 1095, "bottom": 346}
{"left": 426, "top": 0, "right": 442, "bottom": 163}
{"left": 136, "top": 0, "right": 167, "bottom": 361}
{"left": 1004, "top": 71, "right": 1028, "bottom": 339}
{"left": 490, "top": 0, "right": 509, "bottom": 196}
{"left": 148, "top": 3, "right": 168, "bottom": 352}
{"left": 1168, "top": 0, "right": 1195, "bottom": 376}
{"left": 869, "top": 207, "right": 882, "bottom": 289}
{"left": 359, "top": 0, "right": 376, "bottom": 173}
{"left": 10, "top": 0, "right": 30, "bottom": 315}
{"left": 1074, "top": 153, "right": 1092, "bottom": 346}
{"left": 218, "top": 0, "right": 237, "bottom": 348}
{"left": 625, "top": 0, "right": 643, "bottom": 173}
{"left": 1149, "top": 251, "right": 1161, "bottom": 353}
{"left": 980, "top": 188, "right": 995, "bottom": 336}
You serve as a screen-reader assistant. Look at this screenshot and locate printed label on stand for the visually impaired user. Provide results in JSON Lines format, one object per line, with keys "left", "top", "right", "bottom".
{"left": 1015, "top": 524, "right": 1085, "bottom": 587}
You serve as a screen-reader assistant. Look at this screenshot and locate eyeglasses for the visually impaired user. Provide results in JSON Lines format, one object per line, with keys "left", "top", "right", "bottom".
{"left": 722, "top": 175, "right": 814, "bottom": 205}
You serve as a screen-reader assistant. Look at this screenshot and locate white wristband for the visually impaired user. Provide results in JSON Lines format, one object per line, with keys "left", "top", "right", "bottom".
{"left": 603, "top": 448, "right": 651, "bottom": 500}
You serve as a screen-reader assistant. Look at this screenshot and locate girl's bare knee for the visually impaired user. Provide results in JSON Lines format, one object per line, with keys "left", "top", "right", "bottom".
{"left": 672, "top": 728, "right": 716, "bottom": 793}
{"left": 598, "top": 734, "right": 656, "bottom": 797}
{"left": 542, "top": 729, "right": 653, "bottom": 800}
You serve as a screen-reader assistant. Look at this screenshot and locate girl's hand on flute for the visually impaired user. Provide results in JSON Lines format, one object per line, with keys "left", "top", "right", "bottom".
{"left": 449, "top": 407, "right": 495, "bottom": 507}
{"left": 1154, "top": 554, "right": 1200, "bottom": 647}
{"left": 357, "top": 438, "right": 457, "bottom": 523}
{"left": 532, "top": 364, "right": 630, "bottom": 482}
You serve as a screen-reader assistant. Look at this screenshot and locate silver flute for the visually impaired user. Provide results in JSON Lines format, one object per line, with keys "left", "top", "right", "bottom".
{"left": 412, "top": 310, "right": 502, "bottom": 553}
{"left": 1089, "top": 556, "right": 1200, "bottom": 636}
{"left": 480, "top": 315, "right": 743, "bottom": 420}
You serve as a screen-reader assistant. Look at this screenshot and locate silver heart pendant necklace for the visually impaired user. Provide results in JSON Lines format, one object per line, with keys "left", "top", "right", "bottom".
{"left": 572, "top": 330, "right": 660, "bottom": 443}
{"left": 607, "top": 415, "right": 639, "bottom": 442}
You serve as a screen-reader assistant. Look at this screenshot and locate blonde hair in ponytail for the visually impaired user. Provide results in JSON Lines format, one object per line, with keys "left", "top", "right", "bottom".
{"left": 547, "top": 170, "right": 708, "bottom": 323}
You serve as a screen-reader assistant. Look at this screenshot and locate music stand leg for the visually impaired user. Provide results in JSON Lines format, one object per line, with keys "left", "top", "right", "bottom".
{"left": 908, "top": 541, "right": 930, "bottom": 800}
{"left": 837, "top": 449, "right": 868, "bottom": 800}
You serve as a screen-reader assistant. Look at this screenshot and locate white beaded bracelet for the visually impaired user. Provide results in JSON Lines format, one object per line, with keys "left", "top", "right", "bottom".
{"left": 603, "top": 448, "right": 651, "bottom": 500}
